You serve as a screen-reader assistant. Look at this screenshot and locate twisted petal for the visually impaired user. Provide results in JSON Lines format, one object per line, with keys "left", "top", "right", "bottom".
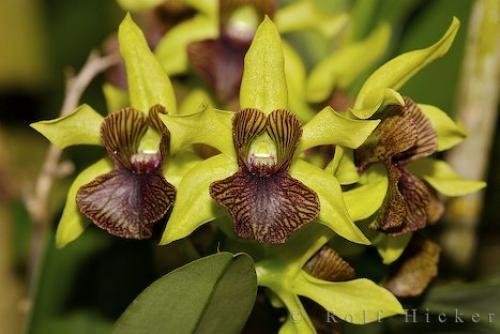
{"left": 210, "top": 170, "right": 319, "bottom": 244}
{"left": 385, "top": 238, "right": 440, "bottom": 297}
{"left": 378, "top": 98, "right": 437, "bottom": 164}
{"left": 374, "top": 165, "right": 443, "bottom": 235}
{"left": 304, "top": 246, "right": 355, "bottom": 282}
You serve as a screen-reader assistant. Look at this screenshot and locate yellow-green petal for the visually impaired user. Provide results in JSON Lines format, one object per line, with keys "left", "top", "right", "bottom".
{"left": 103, "top": 83, "right": 128, "bottom": 113}
{"left": 155, "top": 14, "right": 217, "bottom": 76}
{"left": 240, "top": 17, "right": 287, "bottom": 114}
{"left": 275, "top": 0, "right": 348, "bottom": 38}
{"left": 31, "top": 104, "right": 103, "bottom": 149}
{"left": 56, "top": 159, "right": 113, "bottom": 248}
{"left": 301, "top": 106, "right": 380, "bottom": 151}
{"left": 119, "top": 14, "right": 177, "bottom": 114}
{"left": 352, "top": 17, "right": 460, "bottom": 119}
{"left": 409, "top": 158, "right": 485, "bottom": 196}
{"left": 325, "top": 146, "right": 360, "bottom": 185}
{"left": 282, "top": 41, "right": 315, "bottom": 122}
{"left": 290, "top": 159, "right": 370, "bottom": 245}
{"left": 294, "top": 272, "right": 404, "bottom": 324}
{"left": 277, "top": 292, "right": 315, "bottom": 334}
{"left": 116, "top": 0, "right": 163, "bottom": 11}
{"left": 160, "top": 154, "right": 237, "bottom": 245}
{"left": 419, "top": 104, "right": 467, "bottom": 151}
{"left": 375, "top": 233, "right": 412, "bottom": 265}
{"left": 160, "top": 106, "right": 235, "bottom": 157}
{"left": 178, "top": 89, "right": 213, "bottom": 115}
{"left": 344, "top": 166, "right": 388, "bottom": 221}
{"left": 307, "top": 23, "right": 391, "bottom": 103}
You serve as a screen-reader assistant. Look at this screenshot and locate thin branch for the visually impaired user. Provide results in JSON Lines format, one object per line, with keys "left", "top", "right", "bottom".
{"left": 25, "top": 51, "right": 119, "bottom": 291}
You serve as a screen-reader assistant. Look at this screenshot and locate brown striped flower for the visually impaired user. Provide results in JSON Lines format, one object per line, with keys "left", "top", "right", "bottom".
{"left": 187, "top": 0, "right": 275, "bottom": 102}
{"left": 355, "top": 97, "right": 444, "bottom": 235}
{"left": 209, "top": 108, "right": 320, "bottom": 244}
{"left": 76, "top": 106, "right": 176, "bottom": 239}
{"left": 305, "top": 246, "right": 356, "bottom": 282}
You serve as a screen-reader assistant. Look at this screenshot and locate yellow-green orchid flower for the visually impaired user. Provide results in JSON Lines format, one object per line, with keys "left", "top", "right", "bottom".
{"left": 160, "top": 17, "right": 380, "bottom": 246}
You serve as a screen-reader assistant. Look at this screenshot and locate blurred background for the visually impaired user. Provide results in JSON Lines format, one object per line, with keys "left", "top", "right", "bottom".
{"left": 0, "top": 0, "right": 498, "bottom": 333}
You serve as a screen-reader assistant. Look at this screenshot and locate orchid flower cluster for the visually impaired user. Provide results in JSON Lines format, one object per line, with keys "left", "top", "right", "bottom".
{"left": 32, "top": 1, "right": 485, "bottom": 332}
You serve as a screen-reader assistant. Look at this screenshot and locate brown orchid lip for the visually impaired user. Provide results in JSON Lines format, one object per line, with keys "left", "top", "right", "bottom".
{"left": 355, "top": 97, "right": 441, "bottom": 235}
{"left": 210, "top": 108, "right": 320, "bottom": 244}
{"left": 76, "top": 106, "right": 176, "bottom": 240}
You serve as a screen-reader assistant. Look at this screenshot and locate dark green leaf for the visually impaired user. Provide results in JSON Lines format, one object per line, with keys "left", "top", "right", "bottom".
{"left": 114, "top": 252, "right": 257, "bottom": 334}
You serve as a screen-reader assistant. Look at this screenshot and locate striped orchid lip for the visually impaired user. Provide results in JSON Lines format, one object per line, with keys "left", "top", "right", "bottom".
{"left": 355, "top": 97, "right": 443, "bottom": 235}
{"left": 76, "top": 105, "right": 176, "bottom": 239}
{"left": 209, "top": 108, "right": 320, "bottom": 244}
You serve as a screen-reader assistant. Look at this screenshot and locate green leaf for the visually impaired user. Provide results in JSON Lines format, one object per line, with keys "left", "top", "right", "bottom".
{"left": 419, "top": 104, "right": 467, "bottom": 151}
{"left": 31, "top": 104, "right": 103, "bottom": 149}
{"left": 375, "top": 233, "right": 412, "bottom": 265}
{"left": 282, "top": 41, "right": 315, "bottom": 122}
{"left": 307, "top": 23, "right": 391, "bottom": 103}
{"left": 178, "top": 89, "right": 213, "bottom": 115}
{"left": 344, "top": 166, "right": 388, "bottom": 221}
{"left": 325, "top": 146, "right": 360, "bottom": 185}
{"left": 119, "top": 14, "right": 177, "bottom": 114}
{"left": 301, "top": 106, "right": 380, "bottom": 151}
{"left": 240, "top": 16, "right": 287, "bottom": 114}
{"left": 289, "top": 159, "right": 370, "bottom": 245}
{"left": 155, "top": 14, "right": 217, "bottom": 75}
{"left": 159, "top": 107, "right": 235, "bottom": 157}
{"left": 409, "top": 159, "right": 485, "bottom": 196}
{"left": 55, "top": 159, "right": 113, "bottom": 248}
{"left": 294, "top": 272, "right": 404, "bottom": 324}
{"left": 114, "top": 252, "right": 257, "bottom": 334}
{"left": 160, "top": 154, "right": 237, "bottom": 245}
{"left": 116, "top": 0, "right": 163, "bottom": 11}
{"left": 352, "top": 17, "right": 460, "bottom": 119}
{"left": 103, "top": 83, "right": 128, "bottom": 113}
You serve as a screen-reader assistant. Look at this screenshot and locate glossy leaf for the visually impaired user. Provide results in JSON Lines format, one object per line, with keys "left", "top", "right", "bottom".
{"left": 419, "top": 104, "right": 467, "bottom": 151}
{"left": 409, "top": 159, "right": 486, "bottom": 196}
{"left": 114, "top": 252, "right": 257, "bottom": 334}
{"left": 240, "top": 17, "right": 287, "bottom": 114}
{"left": 31, "top": 104, "right": 103, "bottom": 149}
{"left": 119, "top": 14, "right": 177, "bottom": 114}
{"left": 294, "top": 272, "right": 404, "bottom": 324}
{"left": 352, "top": 17, "right": 460, "bottom": 119}
{"left": 344, "top": 166, "right": 388, "bottom": 221}
{"left": 301, "top": 106, "right": 380, "bottom": 151}
{"left": 155, "top": 15, "right": 217, "bottom": 76}
{"left": 307, "top": 24, "right": 391, "bottom": 103}
{"left": 289, "top": 159, "right": 370, "bottom": 245}
{"left": 160, "top": 154, "right": 237, "bottom": 245}
{"left": 56, "top": 159, "right": 113, "bottom": 248}
{"left": 103, "top": 83, "right": 128, "bottom": 113}
{"left": 159, "top": 107, "right": 234, "bottom": 156}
